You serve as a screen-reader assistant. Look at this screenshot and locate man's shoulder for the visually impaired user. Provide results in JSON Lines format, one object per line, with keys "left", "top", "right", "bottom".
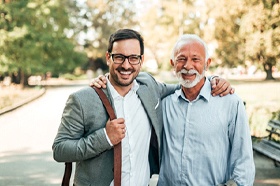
{"left": 68, "top": 86, "right": 109, "bottom": 109}
{"left": 136, "top": 72, "right": 156, "bottom": 85}
{"left": 70, "top": 86, "right": 99, "bottom": 98}
{"left": 212, "top": 92, "right": 244, "bottom": 107}
{"left": 73, "top": 86, "right": 94, "bottom": 93}
{"left": 136, "top": 72, "right": 153, "bottom": 79}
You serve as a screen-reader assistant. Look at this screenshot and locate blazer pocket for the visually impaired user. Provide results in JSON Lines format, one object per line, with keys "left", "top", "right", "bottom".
{"left": 154, "top": 98, "right": 160, "bottom": 109}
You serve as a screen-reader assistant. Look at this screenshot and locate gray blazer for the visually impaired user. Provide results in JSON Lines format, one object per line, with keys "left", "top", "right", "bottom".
{"left": 53, "top": 72, "right": 178, "bottom": 186}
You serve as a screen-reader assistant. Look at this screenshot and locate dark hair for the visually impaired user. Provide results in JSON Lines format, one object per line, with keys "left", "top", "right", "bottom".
{"left": 107, "top": 29, "right": 144, "bottom": 55}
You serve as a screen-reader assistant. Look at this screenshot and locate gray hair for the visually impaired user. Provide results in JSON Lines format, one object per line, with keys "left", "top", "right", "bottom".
{"left": 171, "top": 34, "right": 209, "bottom": 62}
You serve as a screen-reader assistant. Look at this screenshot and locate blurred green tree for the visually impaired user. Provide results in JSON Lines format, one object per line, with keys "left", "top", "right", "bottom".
{"left": 212, "top": 0, "right": 280, "bottom": 80}
{"left": 139, "top": 0, "right": 203, "bottom": 70}
{"left": 240, "top": 0, "right": 280, "bottom": 80}
{"left": 213, "top": 0, "right": 246, "bottom": 67}
{"left": 69, "top": 0, "right": 138, "bottom": 69}
{"left": 0, "top": 0, "right": 87, "bottom": 86}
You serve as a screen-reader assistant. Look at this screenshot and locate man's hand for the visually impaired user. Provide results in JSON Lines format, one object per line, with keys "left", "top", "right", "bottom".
{"left": 105, "top": 118, "right": 126, "bottom": 145}
{"left": 90, "top": 75, "right": 107, "bottom": 88}
{"left": 210, "top": 77, "right": 235, "bottom": 97}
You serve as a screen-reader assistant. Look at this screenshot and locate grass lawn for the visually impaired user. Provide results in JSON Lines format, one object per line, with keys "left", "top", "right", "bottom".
{"left": 232, "top": 80, "right": 280, "bottom": 137}
{"left": 0, "top": 85, "right": 43, "bottom": 110}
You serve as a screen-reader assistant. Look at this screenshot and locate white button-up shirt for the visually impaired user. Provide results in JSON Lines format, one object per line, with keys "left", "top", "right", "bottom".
{"left": 107, "top": 78, "right": 151, "bottom": 186}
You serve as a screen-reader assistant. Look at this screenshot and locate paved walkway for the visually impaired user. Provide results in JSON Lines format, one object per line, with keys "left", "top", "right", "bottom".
{"left": 0, "top": 86, "right": 81, "bottom": 185}
{"left": 0, "top": 84, "right": 279, "bottom": 185}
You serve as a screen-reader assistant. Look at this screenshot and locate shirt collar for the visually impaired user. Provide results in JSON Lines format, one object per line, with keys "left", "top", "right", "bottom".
{"left": 107, "top": 77, "right": 139, "bottom": 99}
{"left": 175, "top": 77, "right": 211, "bottom": 102}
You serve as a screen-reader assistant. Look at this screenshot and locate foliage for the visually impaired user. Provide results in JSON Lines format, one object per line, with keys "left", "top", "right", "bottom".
{"left": 211, "top": 0, "right": 246, "bottom": 67}
{"left": 0, "top": 0, "right": 279, "bottom": 83}
{"left": 212, "top": 0, "right": 280, "bottom": 80}
{"left": 71, "top": 0, "right": 138, "bottom": 59}
{"left": 60, "top": 73, "right": 87, "bottom": 80}
{"left": 0, "top": 0, "right": 87, "bottom": 85}
{"left": 272, "top": 109, "right": 280, "bottom": 121}
{"left": 139, "top": 0, "right": 205, "bottom": 70}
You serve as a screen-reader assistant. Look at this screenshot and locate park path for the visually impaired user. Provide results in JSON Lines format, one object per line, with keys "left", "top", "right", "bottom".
{"left": 0, "top": 86, "right": 83, "bottom": 186}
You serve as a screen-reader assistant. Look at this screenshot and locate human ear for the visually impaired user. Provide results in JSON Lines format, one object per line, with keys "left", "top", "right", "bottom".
{"left": 170, "top": 59, "right": 175, "bottom": 67}
{"left": 106, "top": 52, "right": 110, "bottom": 65}
{"left": 205, "top": 58, "right": 211, "bottom": 70}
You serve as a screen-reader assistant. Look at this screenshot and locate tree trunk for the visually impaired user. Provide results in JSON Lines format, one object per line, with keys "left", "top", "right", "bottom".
{"left": 19, "top": 69, "right": 29, "bottom": 87}
{"left": 263, "top": 62, "right": 275, "bottom": 80}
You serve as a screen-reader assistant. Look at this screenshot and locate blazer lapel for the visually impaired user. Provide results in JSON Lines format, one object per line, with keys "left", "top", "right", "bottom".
{"left": 136, "top": 85, "right": 159, "bottom": 129}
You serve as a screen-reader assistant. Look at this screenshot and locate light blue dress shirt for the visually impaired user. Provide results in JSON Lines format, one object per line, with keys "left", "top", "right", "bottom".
{"left": 158, "top": 78, "right": 255, "bottom": 186}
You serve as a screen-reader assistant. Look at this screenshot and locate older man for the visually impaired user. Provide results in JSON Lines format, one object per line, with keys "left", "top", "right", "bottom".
{"left": 158, "top": 34, "right": 255, "bottom": 186}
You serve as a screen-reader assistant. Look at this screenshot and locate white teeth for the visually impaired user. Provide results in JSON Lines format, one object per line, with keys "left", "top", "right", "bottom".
{"left": 120, "top": 71, "right": 132, "bottom": 75}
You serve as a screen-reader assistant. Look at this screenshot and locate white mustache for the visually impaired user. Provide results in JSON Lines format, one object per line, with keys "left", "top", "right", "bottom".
{"left": 179, "top": 69, "right": 199, "bottom": 75}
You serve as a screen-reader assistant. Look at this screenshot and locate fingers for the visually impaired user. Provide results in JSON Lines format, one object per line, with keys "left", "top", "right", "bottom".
{"left": 94, "top": 80, "right": 106, "bottom": 88}
{"left": 105, "top": 118, "right": 126, "bottom": 145}
{"left": 90, "top": 75, "right": 107, "bottom": 88}
{"left": 211, "top": 82, "right": 235, "bottom": 97}
{"left": 211, "top": 77, "right": 235, "bottom": 97}
{"left": 230, "top": 87, "right": 235, "bottom": 94}
{"left": 98, "top": 75, "right": 107, "bottom": 84}
{"left": 90, "top": 80, "right": 102, "bottom": 88}
{"left": 121, "top": 128, "right": 126, "bottom": 134}
{"left": 218, "top": 85, "right": 232, "bottom": 97}
{"left": 210, "top": 77, "right": 218, "bottom": 89}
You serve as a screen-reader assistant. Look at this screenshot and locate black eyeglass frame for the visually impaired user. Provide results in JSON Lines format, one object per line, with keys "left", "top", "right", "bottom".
{"left": 109, "top": 53, "right": 142, "bottom": 65}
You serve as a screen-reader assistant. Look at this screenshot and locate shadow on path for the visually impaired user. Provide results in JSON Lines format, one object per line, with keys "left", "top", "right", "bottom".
{"left": 253, "top": 152, "right": 280, "bottom": 186}
{"left": 0, "top": 149, "right": 64, "bottom": 186}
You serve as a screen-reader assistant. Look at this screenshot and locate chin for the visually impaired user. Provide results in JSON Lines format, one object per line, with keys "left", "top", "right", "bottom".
{"left": 118, "top": 78, "right": 134, "bottom": 87}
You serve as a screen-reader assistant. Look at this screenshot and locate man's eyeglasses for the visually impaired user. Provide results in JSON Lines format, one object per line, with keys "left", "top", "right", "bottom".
{"left": 110, "top": 53, "right": 142, "bottom": 65}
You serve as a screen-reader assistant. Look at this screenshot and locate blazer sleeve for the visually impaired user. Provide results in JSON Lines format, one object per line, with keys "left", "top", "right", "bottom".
{"left": 52, "top": 89, "right": 112, "bottom": 162}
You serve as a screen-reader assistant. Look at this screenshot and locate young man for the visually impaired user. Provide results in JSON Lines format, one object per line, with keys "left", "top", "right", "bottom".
{"left": 53, "top": 29, "right": 233, "bottom": 185}
{"left": 53, "top": 29, "right": 178, "bottom": 186}
{"left": 158, "top": 34, "right": 255, "bottom": 185}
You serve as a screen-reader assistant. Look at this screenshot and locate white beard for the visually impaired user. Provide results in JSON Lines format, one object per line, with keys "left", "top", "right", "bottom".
{"left": 176, "top": 69, "right": 205, "bottom": 88}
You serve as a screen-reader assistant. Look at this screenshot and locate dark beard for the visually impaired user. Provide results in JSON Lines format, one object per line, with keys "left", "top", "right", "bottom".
{"left": 111, "top": 67, "right": 136, "bottom": 87}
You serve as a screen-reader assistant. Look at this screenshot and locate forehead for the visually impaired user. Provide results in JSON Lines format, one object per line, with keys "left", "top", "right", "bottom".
{"left": 175, "top": 40, "right": 205, "bottom": 57}
{"left": 112, "top": 39, "right": 141, "bottom": 55}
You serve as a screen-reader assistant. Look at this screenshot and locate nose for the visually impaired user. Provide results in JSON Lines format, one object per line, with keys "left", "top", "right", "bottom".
{"left": 183, "top": 59, "right": 192, "bottom": 70}
{"left": 121, "top": 57, "right": 131, "bottom": 68}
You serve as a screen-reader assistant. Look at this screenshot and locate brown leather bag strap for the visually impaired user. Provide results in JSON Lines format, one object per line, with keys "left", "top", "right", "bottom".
{"left": 113, "top": 142, "right": 122, "bottom": 186}
{"left": 93, "top": 87, "right": 122, "bottom": 186}
{"left": 62, "top": 162, "right": 72, "bottom": 186}
{"left": 61, "top": 87, "right": 121, "bottom": 186}
{"left": 93, "top": 87, "right": 116, "bottom": 120}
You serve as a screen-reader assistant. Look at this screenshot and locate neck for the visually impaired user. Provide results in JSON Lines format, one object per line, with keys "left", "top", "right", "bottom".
{"left": 108, "top": 77, "right": 133, "bottom": 97}
{"left": 182, "top": 77, "right": 206, "bottom": 101}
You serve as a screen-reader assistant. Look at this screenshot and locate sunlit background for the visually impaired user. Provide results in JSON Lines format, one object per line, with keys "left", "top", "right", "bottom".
{"left": 1, "top": 0, "right": 280, "bottom": 135}
{"left": 0, "top": 0, "right": 280, "bottom": 185}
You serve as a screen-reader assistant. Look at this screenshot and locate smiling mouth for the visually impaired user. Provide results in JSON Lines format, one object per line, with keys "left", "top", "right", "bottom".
{"left": 182, "top": 73, "right": 195, "bottom": 79}
{"left": 120, "top": 71, "right": 132, "bottom": 75}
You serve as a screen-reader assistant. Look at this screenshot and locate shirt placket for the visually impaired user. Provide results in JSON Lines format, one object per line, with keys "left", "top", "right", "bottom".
{"left": 123, "top": 94, "right": 134, "bottom": 185}
{"left": 181, "top": 101, "right": 192, "bottom": 185}
{"left": 116, "top": 96, "right": 131, "bottom": 185}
